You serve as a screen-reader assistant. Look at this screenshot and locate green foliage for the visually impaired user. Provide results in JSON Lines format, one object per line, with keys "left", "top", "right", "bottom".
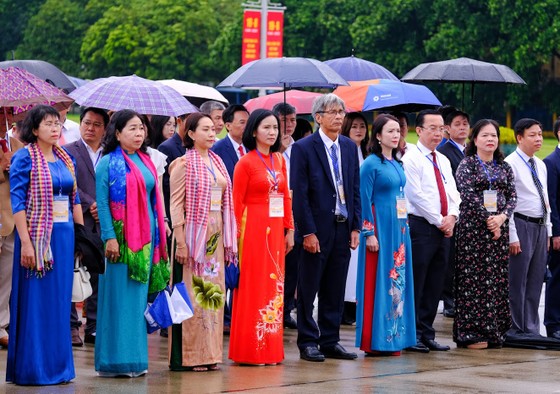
{"left": 0, "top": 0, "right": 46, "bottom": 61}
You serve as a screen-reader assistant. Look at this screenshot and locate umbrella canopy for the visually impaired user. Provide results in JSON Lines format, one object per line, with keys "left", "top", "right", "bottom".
{"left": 69, "top": 75, "right": 198, "bottom": 116}
{"left": 0, "top": 60, "right": 77, "bottom": 93}
{"left": 244, "top": 90, "right": 323, "bottom": 114}
{"left": 0, "top": 67, "right": 73, "bottom": 107}
{"left": 401, "top": 57, "right": 526, "bottom": 84}
{"left": 333, "top": 79, "right": 441, "bottom": 112}
{"left": 218, "top": 57, "right": 348, "bottom": 89}
{"left": 158, "top": 79, "right": 228, "bottom": 107}
{"left": 323, "top": 56, "right": 399, "bottom": 82}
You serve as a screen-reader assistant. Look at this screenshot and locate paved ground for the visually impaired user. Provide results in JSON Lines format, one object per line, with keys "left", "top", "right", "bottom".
{"left": 2, "top": 301, "right": 560, "bottom": 393}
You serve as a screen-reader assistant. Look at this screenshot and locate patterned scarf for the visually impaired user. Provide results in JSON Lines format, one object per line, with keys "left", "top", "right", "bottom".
{"left": 108, "top": 147, "right": 169, "bottom": 294}
{"left": 183, "top": 149, "right": 237, "bottom": 267}
{"left": 27, "top": 143, "right": 77, "bottom": 276}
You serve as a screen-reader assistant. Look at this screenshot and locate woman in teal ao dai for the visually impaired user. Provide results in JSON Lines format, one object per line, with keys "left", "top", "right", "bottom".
{"left": 95, "top": 110, "right": 169, "bottom": 377}
{"left": 355, "top": 114, "right": 416, "bottom": 355}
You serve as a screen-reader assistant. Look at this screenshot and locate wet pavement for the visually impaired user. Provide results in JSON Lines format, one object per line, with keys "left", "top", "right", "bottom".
{"left": 2, "top": 303, "right": 560, "bottom": 393}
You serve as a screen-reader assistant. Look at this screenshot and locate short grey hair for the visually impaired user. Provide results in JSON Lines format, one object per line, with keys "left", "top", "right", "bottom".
{"left": 311, "top": 93, "right": 345, "bottom": 119}
{"left": 200, "top": 100, "right": 226, "bottom": 115}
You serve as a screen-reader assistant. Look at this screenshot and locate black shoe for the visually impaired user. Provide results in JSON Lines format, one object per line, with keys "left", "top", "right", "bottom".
{"left": 300, "top": 346, "right": 325, "bottom": 362}
{"left": 549, "top": 330, "right": 560, "bottom": 340}
{"left": 160, "top": 328, "right": 168, "bottom": 338}
{"left": 342, "top": 302, "right": 356, "bottom": 325}
{"left": 320, "top": 343, "right": 358, "bottom": 360}
{"left": 422, "top": 338, "right": 450, "bottom": 351}
{"left": 443, "top": 308, "right": 456, "bottom": 318}
{"left": 406, "top": 341, "right": 430, "bottom": 353}
{"left": 284, "top": 316, "right": 297, "bottom": 329}
{"left": 84, "top": 333, "right": 96, "bottom": 344}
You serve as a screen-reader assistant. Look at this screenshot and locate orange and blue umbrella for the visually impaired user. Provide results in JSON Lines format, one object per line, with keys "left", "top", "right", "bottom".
{"left": 333, "top": 79, "right": 441, "bottom": 112}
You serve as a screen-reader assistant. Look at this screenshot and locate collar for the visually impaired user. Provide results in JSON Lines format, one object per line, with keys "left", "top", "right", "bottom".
{"left": 80, "top": 138, "right": 102, "bottom": 154}
{"left": 416, "top": 140, "right": 433, "bottom": 155}
{"left": 227, "top": 133, "right": 243, "bottom": 152}
{"left": 449, "top": 139, "right": 466, "bottom": 152}
{"left": 515, "top": 147, "right": 533, "bottom": 161}
{"left": 318, "top": 128, "right": 339, "bottom": 149}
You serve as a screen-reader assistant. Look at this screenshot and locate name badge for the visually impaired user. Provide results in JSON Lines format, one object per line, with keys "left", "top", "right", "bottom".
{"left": 396, "top": 196, "right": 408, "bottom": 219}
{"left": 53, "top": 195, "right": 69, "bottom": 222}
{"left": 269, "top": 193, "right": 284, "bottom": 217}
{"left": 210, "top": 186, "right": 222, "bottom": 212}
{"left": 337, "top": 183, "right": 346, "bottom": 205}
{"left": 483, "top": 190, "right": 497, "bottom": 212}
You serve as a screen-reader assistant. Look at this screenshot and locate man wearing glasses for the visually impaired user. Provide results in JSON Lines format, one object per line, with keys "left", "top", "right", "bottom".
{"left": 291, "top": 94, "right": 361, "bottom": 362}
{"left": 402, "top": 109, "right": 460, "bottom": 353}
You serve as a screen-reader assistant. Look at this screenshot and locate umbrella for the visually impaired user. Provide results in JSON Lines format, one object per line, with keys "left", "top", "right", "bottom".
{"left": 218, "top": 57, "right": 348, "bottom": 89}
{"left": 244, "top": 90, "right": 323, "bottom": 114}
{"left": 323, "top": 55, "right": 399, "bottom": 82}
{"left": 401, "top": 57, "right": 526, "bottom": 107}
{"left": 0, "top": 60, "right": 77, "bottom": 93}
{"left": 158, "top": 79, "right": 228, "bottom": 107}
{"left": 0, "top": 67, "right": 74, "bottom": 125}
{"left": 333, "top": 79, "right": 441, "bottom": 112}
{"left": 69, "top": 75, "right": 199, "bottom": 116}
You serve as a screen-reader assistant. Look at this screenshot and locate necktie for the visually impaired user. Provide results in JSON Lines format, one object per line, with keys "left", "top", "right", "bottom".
{"left": 329, "top": 144, "right": 348, "bottom": 218}
{"left": 529, "top": 157, "right": 547, "bottom": 219}
{"left": 238, "top": 145, "right": 244, "bottom": 158}
{"left": 431, "top": 152, "right": 448, "bottom": 217}
{"left": 0, "top": 139, "right": 8, "bottom": 153}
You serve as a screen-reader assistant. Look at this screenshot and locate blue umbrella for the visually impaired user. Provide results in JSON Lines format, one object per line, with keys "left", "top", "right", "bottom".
{"left": 333, "top": 79, "right": 441, "bottom": 112}
{"left": 217, "top": 57, "right": 348, "bottom": 89}
{"left": 323, "top": 56, "right": 399, "bottom": 81}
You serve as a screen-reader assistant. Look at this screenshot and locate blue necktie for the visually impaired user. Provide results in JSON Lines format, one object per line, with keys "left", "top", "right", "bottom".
{"left": 329, "top": 144, "right": 348, "bottom": 218}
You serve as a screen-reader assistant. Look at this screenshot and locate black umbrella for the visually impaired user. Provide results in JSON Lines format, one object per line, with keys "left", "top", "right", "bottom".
{"left": 0, "top": 60, "right": 77, "bottom": 93}
{"left": 401, "top": 57, "right": 526, "bottom": 108}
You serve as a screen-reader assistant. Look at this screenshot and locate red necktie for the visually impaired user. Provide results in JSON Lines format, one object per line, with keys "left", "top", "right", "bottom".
{"left": 0, "top": 139, "right": 8, "bottom": 153}
{"left": 431, "top": 152, "right": 448, "bottom": 217}
{"left": 238, "top": 145, "right": 245, "bottom": 157}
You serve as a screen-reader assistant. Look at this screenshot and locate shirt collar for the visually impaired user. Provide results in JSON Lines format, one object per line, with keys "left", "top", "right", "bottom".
{"left": 318, "top": 128, "right": 339, "bottom": 149}
{"left": 227, "top": 133, "right": 242, "bottom": 151}
{"left": 416, "top": 140, "right": 432, "bottom": 155}
{"left": 515, "top": 146, "right": 533, "bottom": 160}
{"left": 81, "top": 138, "right": 102, "bottom": 154}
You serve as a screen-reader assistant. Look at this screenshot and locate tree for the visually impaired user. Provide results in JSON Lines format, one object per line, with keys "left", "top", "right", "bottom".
{"left": 0, "top": 0, "right": 47, "bottom": 61}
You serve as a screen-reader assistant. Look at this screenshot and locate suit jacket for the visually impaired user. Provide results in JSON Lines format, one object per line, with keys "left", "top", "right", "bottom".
{"left": 0, "top": 137, "right": 25, "bottom": 236}
{"left": 64, "top": 140, "right": 99, "bottom": 232}
{"left": 544, "top": 147, "right": 560, "bottom": 237}
{"left": 437, "top": 140, "right": 464, "bottom": 177}
{"left": 290, "top": 132, "right": 361, "bottom": 244}
{"left": 158, "top": 133, "right": 186, "bottom": 218}
{"left": 212, "top": 136, "right": 238, "bottom": 182}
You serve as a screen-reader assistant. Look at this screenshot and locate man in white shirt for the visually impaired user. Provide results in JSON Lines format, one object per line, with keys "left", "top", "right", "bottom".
{"left": 505, "top": 118, "right": 551, "bottom": 337}
{"left": 200, "top": 100, "right": 226, "bottom": 134}
{"left": 402, "top": 109, "right": 460, "bottom": 353}
{"left": 272, "top": 102, "right": 298, "bottom": 329}
{"left": 59, "top": 108, "right": 81, "bottom": 144}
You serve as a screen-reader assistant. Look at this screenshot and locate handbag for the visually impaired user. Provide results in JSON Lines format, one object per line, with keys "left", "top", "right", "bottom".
{"left": 72, "top": 256, "right": 93, "bottom": 302}
{"left": 145, "top": 282, "right": 194, "bottom": 329}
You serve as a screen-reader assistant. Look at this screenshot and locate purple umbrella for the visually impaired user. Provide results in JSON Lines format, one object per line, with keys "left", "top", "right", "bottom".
{"left": 69, "top": 75, "right": 199, "bottom": 116}
{"left": 323, "top": 56, "right": 399, "bottom": 81}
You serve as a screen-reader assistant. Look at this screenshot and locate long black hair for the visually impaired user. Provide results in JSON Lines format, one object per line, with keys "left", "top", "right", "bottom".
{"left": 341, "top": 112, "right": 369, "bottom": 159}
{"left": 367, "top": 114, "right": 401, "bottom": 163}
{"left": 102, "top": 109, "right": 148, "bottom": 155}
{"left": 242, "top": 109, "right": 281, "bottom": 152}
{"left": 465, "top": 119, "right": 504, "bottom": 163}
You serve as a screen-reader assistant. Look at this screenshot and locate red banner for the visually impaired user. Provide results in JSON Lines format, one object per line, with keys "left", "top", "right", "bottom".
{"left": 241, "top": 10, "right": 261, "bottom": 65}
{"left": 266, "top": 11, "right": 284, "bottom": 59}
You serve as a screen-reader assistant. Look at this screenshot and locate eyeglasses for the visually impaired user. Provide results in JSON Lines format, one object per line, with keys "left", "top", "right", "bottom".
{"left": 318, "top": 109, "right": 346, "bottom": 116}
{"left": 420, "top": 126, "right": 446, "bottom": 133}
{"left": 82, "top": 120, "right": 104, "bottom": 128}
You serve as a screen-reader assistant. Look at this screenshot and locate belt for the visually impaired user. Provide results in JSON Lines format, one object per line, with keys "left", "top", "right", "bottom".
{"left": 514, "top": 212, "right": 546, "bottom": 225}
{"left": 335, "top": 214, "right": 347, "bottom": 223}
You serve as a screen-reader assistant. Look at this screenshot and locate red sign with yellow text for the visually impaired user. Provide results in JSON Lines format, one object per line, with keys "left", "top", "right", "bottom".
{"left": 242, "top": 10, "right": 261, "bottom": 65}
{"left": 266, "top": 11, "right": 284, "bottom": 59}
{"left": 242, "top": 10, "right": 284, "bottom": 65}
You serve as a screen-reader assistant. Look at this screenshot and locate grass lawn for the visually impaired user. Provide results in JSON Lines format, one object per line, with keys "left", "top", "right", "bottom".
{"left": 405, "top": 132, "right": 555, "bottom": 160}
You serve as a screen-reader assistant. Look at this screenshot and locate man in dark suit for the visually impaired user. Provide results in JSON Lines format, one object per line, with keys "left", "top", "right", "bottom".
{"left": 437, "top": 110, "right": 470, "bottom": 318}
{"left": 64, "top": 107, "right": 109, "bottom": 346}
{"left": 211, "top": 104, "right": 249, "bottom": 181}
{"left": 158, "top": 113, "right": 189, "bottom": 220}
{"left": 291, "top": 94, "right": 361, "bottom": 362}
{"left": 544, "top": 118, "right": 560, "bottom": 339}
{"left": 211, "top": 104, "right": 249, "bottom": 333}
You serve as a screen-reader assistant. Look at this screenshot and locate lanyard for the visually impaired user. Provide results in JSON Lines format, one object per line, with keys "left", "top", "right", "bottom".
{"left": 53, "top": 159, "right": 63, "bottom": 195}
{"left": 385, "top": 157, "right": 405, "bottom": 192}
{"left": 515, "top": 151, "right": 543, "bottom": 189}
{"left": 418, "top": 146, "right": 447, "bottom": 183}
{"left": 476, "top": 155, "right": 497, "bottom": 188}
{"left": 283, "top": 151, "right": 290, "bottom": 162}
{"left": 256, "top": 150, "right": 278, "bottom": 189}
{"left": 448, "top": 139, "right": 465, "bottom": 156}
{"left": 204, "top": 156, "right": 217, "bottom": 185}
